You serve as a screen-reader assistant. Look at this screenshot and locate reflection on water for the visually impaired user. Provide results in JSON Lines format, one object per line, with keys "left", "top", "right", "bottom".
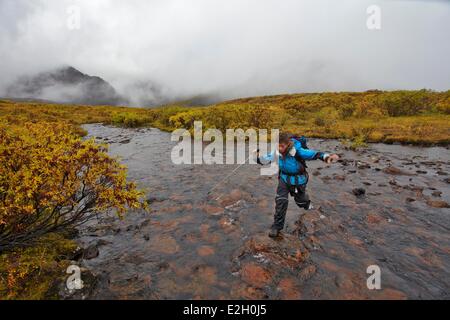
{"left": 77, "top": 124, "right": 450, "bottom": 300}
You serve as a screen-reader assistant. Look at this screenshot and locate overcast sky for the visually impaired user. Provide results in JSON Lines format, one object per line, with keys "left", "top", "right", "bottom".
{"left": 0, "top": 0, "right": 449, "bottom": 103}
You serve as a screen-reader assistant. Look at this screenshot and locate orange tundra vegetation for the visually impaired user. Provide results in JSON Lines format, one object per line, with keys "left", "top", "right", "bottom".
{"left": 0, "top": 122, "right": 146, "bottom": 251}
{"left": 1, "top": 89, "right": 449, "bottom": 145}
{"left": 0, "top": 119, "right": 147, "bottom": 299}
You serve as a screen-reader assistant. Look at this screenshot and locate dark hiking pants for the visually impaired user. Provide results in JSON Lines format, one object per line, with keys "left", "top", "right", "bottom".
{"left": 273, "top": 178, "right": 310, "bottom": 231}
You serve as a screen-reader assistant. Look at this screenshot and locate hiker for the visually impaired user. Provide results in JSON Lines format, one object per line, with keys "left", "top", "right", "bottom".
{"left": 257, "top": 133, "right": 340, "bottom": 238}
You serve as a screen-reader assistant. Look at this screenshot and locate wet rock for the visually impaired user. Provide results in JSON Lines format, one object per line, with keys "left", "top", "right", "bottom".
{"left": 170, "top": 194, "right": 186, "bottom": 201}
{"left": 84, "top": 224, "right": 118, "bottom": 237}
{"left": 257, "top": 199, "right": 270, "bottom": 210}
{"left": 436, "top": 171, "right": 448, "bottom": 176}
{"left": 333, "top": 175, "right": 346, "bottom": 181}
{"left": 357, "top": 162, "right": 371, "bottom": 170}
{"left": 225, "top": 200, "right": 245, "bottom": 212}
{"left": 93, "top": 239, "right": 112, "bottom": 248}
{"left": 126, "top": 225, "right": 138, "bottom": 232}
{"left": 240, "top": 263, "right": 272, "bottom": 288}
{"left": 218, "top": 189, "right": 244, "bottom": 207}
{"left": 160, "top": 206, "right": 181, "bottom": 214}
{"left": 182, "top": 232, "right": 199, "bottom": 244}
{"left": 231, "top": 284, "right": 268, "bottom": 300}
{"left": 367, "top": 213, "right": 383, "bottom": 224}
{"left": 348, "top": 237, "right": 365, "bottom": 246}
{"left": 339, "top": 159, "right": 352, "bottom": 166}
{"left": 230, "top": 188, "right": 244, "bottom": 199}
{"left": 197, "top": 246, "right": 215, "bottom": 257}
{"left": 156, "top": 203, "right": 193, "bottom": 214}
{"left": 335, "top": 274, "right": 355, "bottom": 291}
{"left": 234, "top": 234, "right": 309, "bottom": 271}
{"left": 146, "top": 195, "right": 168, "bottom": 203}
{"left": 431, "top": 191, "right": 442, "bottom": 198}
{"left": 426, "top": 200, "right": 450, "bottom": 208}
{"left": 383, "top": 166, "right": 415, "bottom": 176}
{"left": 352, "top": 188, "right": 366, "bottom": 197}
{"left": 149, "top": 219, "right": 180, "bottom": 231}
{"left": 389, "top": 179, "right": 399, "bottom": 186}
{"left": 277, "top": 278, "right": 301, "bottom": 299}
{"left": 199, "top": 224, "right": 210, "bottom": 237}
{"left": 219, "top": 217, "right": 237, "bottom": 233}
{"left": 298, "top": 265, "right": 317, "bottom": 282}
{"left": 56, "top": 267, "right": 98, "bottom": 300}
{"left": 321, "top": 260, "right": 340, "bottom": 273}
{"left": 376, "top": 288, "right": 407, "bottom": 300}
{"left": 404, "top": 185, "right": 424, "bottom": 193}
{"left": 199, "top": 224, "right": 221, "bottom": 244}
{"left": 83, "top": 244, "right": 100, "bottom": 260}
{"left": 193, "top": 265, "right": 218, "bottom": 285}
{"left": 149, "top": 234, "right": 180, "bottom": 254}
{"left": 201, "top": 205, "right": 224, "bottom": 216}
{"left": 70, "top": 247, "right": 84, "bottom": 261}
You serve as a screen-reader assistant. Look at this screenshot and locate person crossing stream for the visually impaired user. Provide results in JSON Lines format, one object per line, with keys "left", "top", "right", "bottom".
{"left": 73, "top": 124, "right": 449, "bottom": 300}
{"left": 256, "top": 132, "right": 340, "bottom": 238}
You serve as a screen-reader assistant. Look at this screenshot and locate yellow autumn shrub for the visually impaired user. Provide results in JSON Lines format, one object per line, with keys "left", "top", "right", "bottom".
{"left": 0, "top": 122, "right": 146, "bottom": 251}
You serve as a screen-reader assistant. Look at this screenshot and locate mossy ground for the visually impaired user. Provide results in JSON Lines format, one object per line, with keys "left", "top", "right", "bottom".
{"left": 0, "top": 233, "right": 78, "bottom": 300}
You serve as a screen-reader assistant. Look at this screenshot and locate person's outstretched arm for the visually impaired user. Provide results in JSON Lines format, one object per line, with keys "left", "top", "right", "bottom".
{"left": 296, "top": 146, "right": 340, "bottom": 164}
{"left": 256, "top": 150, "right": 275, "bottom": 165}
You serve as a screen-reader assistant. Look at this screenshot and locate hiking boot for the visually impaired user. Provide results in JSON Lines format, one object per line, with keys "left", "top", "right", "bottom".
{"left": 269, "top": 226, "right": 281, "bottom": 238}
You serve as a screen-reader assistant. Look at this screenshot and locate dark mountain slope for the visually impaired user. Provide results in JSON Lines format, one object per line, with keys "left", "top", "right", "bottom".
{"left": 6, "top": 66, "right": 128, "bottom": 106}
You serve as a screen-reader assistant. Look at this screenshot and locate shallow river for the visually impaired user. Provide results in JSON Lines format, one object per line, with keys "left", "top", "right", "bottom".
{"left": 77, "top": 124, "right": 450, "bottom": 299}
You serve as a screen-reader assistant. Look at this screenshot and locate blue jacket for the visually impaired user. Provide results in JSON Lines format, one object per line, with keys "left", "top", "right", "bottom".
{"left": 258, "top": 139, "right": 329, "bottom": 186}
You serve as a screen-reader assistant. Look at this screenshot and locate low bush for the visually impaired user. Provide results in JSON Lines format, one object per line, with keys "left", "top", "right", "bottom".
{"left": 0, "top": 122, "right": 147, "bottom": 251}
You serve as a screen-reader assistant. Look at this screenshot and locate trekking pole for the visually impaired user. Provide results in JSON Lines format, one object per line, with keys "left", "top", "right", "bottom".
{"left": 207, "top": 154, "right": 252, "bottom": 198}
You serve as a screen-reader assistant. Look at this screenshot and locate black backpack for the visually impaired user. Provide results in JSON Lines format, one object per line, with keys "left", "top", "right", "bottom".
{"left": 291, "top": 135, "right": 309, "bottom": 170}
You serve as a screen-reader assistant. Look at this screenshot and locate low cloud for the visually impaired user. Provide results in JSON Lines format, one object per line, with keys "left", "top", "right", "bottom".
{"left": 0, "top": 0, "right": 449, "bottom": 105}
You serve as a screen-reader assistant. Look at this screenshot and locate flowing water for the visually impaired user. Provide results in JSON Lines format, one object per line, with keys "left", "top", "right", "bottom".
{"left": 76, "top": 124, "right": 450, "bottom": 300}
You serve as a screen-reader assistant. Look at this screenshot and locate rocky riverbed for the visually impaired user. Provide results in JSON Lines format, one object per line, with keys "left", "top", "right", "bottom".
{"left": 70, "top": 124, "right": 449, "bottom": 300}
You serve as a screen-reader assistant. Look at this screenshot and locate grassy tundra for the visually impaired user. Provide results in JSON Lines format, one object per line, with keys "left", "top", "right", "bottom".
{"left": 1, "top": 89, "right": 449, "bottom": 145}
